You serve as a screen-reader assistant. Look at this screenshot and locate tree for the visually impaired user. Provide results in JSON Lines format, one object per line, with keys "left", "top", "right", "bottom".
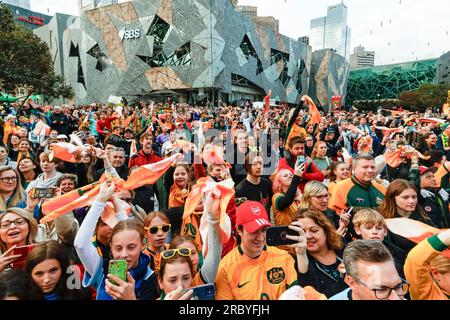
{"left": 397, "top": 83, "right": 450, "bottom": 112}
{"left": 0, "top": 4, "right": 73, "bottom": 103}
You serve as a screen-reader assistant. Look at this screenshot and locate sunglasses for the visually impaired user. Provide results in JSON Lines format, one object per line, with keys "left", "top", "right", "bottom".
{"left": 161, "top": 247, "right": 193, "bottom": 260}
{"left": 145, "top": 224, "right": 171, "bottom": 234}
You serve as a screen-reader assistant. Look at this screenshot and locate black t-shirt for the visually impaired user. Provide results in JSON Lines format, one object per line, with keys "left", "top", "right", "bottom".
{"left": 235, "top": 177, "right": 273, "bottom": 216}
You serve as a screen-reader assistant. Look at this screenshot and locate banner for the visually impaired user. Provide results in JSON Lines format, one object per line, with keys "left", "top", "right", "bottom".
{"left": 330, "top": 96, "right": 342, "bottom": 113}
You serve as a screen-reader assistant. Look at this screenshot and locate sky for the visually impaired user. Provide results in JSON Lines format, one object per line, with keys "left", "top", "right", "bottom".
{"left": 30, "top": 0, "right": 450, "bottom": 65}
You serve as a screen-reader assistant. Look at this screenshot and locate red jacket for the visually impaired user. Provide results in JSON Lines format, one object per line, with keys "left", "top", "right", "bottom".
{"left": 128, "top": 149, "right": 162, "bottom": 168}
{"left": 96, "top": 116, "right": 118, "bottom": 135}
{"left": 277, "top": 157, "right": 324, "bottom": 192}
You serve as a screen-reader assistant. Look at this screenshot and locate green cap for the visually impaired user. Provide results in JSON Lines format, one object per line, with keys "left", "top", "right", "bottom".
{"left": 441, "top": 123, "right": 449, "bottom": 131}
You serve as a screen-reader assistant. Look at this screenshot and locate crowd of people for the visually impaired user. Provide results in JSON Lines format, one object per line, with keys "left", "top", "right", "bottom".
{"left": 0, "top": 96, "right": 449, "bottom": 301}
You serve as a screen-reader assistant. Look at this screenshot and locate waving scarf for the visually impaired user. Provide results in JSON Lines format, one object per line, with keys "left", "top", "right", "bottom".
{"left": 182, "top": 177, "right": 235, "bottom": 257}
{"left": 385, "top": 218, "right": 450, "bottom": 258}
{"left": 40, "top": 154, "right": 180, "bottom": 224}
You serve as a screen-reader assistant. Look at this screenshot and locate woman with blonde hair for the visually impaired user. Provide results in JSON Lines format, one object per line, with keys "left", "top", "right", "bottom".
{"left": 0, "top": 166, "right": 26, "bottom": 211}
{"left": 311, "top": 141, "right": 332, "bottom": 182}
{"left": 298, "top": 181, "right": 351, "bottom": 237}
{"left": 271, "top": 168, "right": 303, "bottom": 226}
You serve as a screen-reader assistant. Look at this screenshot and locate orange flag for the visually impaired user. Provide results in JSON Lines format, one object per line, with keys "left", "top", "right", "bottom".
{"left": 50, "top": 143, "right": 84, "bottom": 163}
{"left": 182, "top": 177, "right": 235, "bottom": 255}
{"left": 302, "top": 95, "right": 322, "bottom": 125}
{"left": 122, "top": 153, "right": 180, "bottom": 190}
{"left": 130, "top": 139, "right": 137, "bottom": 158}
{"left": 264, "top": 90, "right": 271, "bottom": 116}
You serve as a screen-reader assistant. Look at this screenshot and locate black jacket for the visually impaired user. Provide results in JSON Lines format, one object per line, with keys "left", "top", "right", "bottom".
{"left": 296, "top": 251, "right": 348, "bottom": 298}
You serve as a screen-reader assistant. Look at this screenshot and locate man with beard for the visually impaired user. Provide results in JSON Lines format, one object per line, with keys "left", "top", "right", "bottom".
{"left": 235, "top": 152, "right": 273, "bottom": 217}
{"left": 128, "top": 132, "right": 162, "bottom": 168}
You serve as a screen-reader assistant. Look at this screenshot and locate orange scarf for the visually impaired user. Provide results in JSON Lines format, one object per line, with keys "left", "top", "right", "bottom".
{"left": 169, "top": 184, "right": 190, "bottom": 208}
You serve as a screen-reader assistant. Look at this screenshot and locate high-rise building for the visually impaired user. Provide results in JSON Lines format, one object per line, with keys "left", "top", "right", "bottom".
{"left": 309, "top": 3, "right": 351, "bottom": 60}
{"left": 438, "top": 51, "right": 450, "bottom": 84}
{"left": 299, "top": 36, "right": 310, "bottom": 45}
{"left": 2, "top": 0, "right": 30, "bottom": 10}
{"left": 78, "top": 0, "right": 118, "bottom": 11}
{"left": 350, "top": 45, "right": 375, "bottom": 69}
{"left": 236, "top": 5, "right": 279, "bottom": 33}
{"left": 236, "top": 5, "right": 258, "bottom": 19}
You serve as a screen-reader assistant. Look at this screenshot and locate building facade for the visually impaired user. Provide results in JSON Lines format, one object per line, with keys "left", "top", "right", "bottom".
{"left": 4, "top": 3, "right": 52, "bottom": 30}
{"left": 309, "top": 49, "right": 350, "bottom": 111}
{"left": 438, "top": 51, "right": 450, "bottom": 85}
{"left": 61, "top": 0, "right": 319, "bottom": 105}
{"left": 349, "top": 45, "right": 375, "bottom": 69}
{"left": 2, "top": 0, "right": 30, "bottom": 10}
{"left": 309, "top": 3, "right": 351, "bottom": 61}
{"left": 346, "top": 58, "right": 438, "bottom": 106}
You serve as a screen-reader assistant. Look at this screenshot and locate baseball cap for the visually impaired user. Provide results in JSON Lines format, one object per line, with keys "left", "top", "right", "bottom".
{"left": 419, "top": 166, "right": 437, "bottom": 175}
{"left": 236, "top": 201, "right": 272, "bottom": 233}
{"left": 441, "top": 123, "right": 449, "bottom": 131}
{"left": 124, "top": 127, "right": 133, "bottom": 133}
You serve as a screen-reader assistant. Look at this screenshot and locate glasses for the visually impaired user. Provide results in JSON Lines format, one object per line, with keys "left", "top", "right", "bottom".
{"left": 313, "top": 194, "right": 330, "bottom": 201}
{"left": 0, "top": 176, "right": 17, "bottom": 183}
{"left": 145, "top": 224, "right": 171, "bottom": 234}
{"left": 357, "top": 279, "right": 409, "bottom": 300}
{"left": 161, "top": 247, "right": 193, "bottom": 260}
{"left": 0, "top": 217, "right": 26, "bottom": 229}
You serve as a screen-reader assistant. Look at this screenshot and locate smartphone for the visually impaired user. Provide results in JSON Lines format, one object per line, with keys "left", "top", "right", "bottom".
{"left": 296, "top": 155, "right": 305, "bottom": 168}
{"left": 108, "top": 259, "right": 128, "bottom": 285}
{"left": 31, "top": 188, "right": 55, "bottom": 199}
{"left": 183, "top": 284, "right": 216, "bottom": 300}
{"left": 266, "top": 226, "right": 299, "bottom": 246}
{"left": 11, "top": 244, "right": 36, "bottom": 269}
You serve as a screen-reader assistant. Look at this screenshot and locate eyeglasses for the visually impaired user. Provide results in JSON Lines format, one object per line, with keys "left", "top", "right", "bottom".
{"left": 161, "top": 247, "right": 193, "bottom": 260}
{"left": 313, "top": 194, "right": 330, "bottom": 201}
{"left": 0, "top": 176, "right": 17, "bottom": 183}
{"left": 0, "top": 217, "right": 26, "bottom": 229}
{"left": 120, "top": 198, "right": 132, "bottom": 203}
{"left": 356, "top": 279, "right": 409, "bottom": 300}
{"left": 145, "top": 224, "right": 171, "bottom": 234}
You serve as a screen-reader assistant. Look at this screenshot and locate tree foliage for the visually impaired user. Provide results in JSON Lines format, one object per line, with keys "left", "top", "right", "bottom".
{"left": 0, "top": 4, "right": 73, "bottom": 101}
{"left": 397, "top": 83, "right": 450, "bottom": 111}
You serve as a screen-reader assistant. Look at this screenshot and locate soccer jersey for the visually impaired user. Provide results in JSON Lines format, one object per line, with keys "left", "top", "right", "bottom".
{"left": 215, "top": 245, "right": 297, "bottom": 300}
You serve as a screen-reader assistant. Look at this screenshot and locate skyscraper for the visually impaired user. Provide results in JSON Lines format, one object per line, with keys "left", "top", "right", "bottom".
{"left": 2, "top": 0, "right": 30, "bottom": 10}
{"left": 309, "top": 3, "right": 351, "bottom": 60}
{"left": 350, "top": 45, "right": 375, "bottom": 69}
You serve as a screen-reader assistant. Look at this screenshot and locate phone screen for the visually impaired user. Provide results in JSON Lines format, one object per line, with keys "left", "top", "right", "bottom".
{"left": 32, "top": 188, "right": 55, "bottom": 199}
{"left": 296, "top": 156, "right": 305, "bottom": 167}
{"left": 108, "top": 259, "right": 128, "bottom": 284}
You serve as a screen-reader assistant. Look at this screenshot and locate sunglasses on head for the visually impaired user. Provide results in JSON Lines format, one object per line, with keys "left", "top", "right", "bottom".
{"left": 161, "top": 247, "right": 193, "bottom": 260}
{"left": 145, "top": 224, "right": 171, "bottom": 234}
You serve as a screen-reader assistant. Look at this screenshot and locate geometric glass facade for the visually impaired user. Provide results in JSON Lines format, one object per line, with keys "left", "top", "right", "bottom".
{"left": 346, "top": 58, "right": 438, "bottom": 106}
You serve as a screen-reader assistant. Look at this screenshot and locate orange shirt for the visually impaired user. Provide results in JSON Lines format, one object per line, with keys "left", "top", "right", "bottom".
{"left": 215, "top": 245, "right": 297, "bottom": 300}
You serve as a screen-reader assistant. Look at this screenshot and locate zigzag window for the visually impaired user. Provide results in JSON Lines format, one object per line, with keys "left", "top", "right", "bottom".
{"left": 296, "top": 59, "right": 306, "bottom": 93}
{"left": 147, "top": 15, "right": 170, "bottom": 48}
{"left": 271, "top": 49, "right": 290, "bottom": 87}
{"left": 87, "top": 44, "right": 109, "bottom": 72}
{"left": 138, "top": 42, "right": 191, "bottom": 67}
{"left": 239, "top": 35, "right": 264, "bottom": 75}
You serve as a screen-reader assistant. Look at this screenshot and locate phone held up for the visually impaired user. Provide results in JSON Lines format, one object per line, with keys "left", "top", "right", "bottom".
{"left": 11, "top": 244, "right": 37, "bottom": 269}
{"left": 31, "top": 187, "right": 55, "bottom": 199}
{"left": 182, "top": 284, "right": 216, "bottom": 300}
{"left": 266, "top": 226, "right": 299, "bottom": 247}
{"left": 108, "top": 259, "right": 128, "bottom": 285}
{"left": 296, "top": 155, "right": 305, "bottom": 168}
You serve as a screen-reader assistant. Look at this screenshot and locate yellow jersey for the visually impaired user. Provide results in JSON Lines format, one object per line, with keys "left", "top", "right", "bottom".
{"left": 215, "top": 245, "right": 297, "bottom": 300}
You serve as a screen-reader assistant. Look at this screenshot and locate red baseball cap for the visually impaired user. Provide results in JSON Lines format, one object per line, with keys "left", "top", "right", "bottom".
{"left": 236, "top": 201, "right": 272, "bottom": 233}
{"left": 419, "top": 166, "right": 437, "bottom": 175}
